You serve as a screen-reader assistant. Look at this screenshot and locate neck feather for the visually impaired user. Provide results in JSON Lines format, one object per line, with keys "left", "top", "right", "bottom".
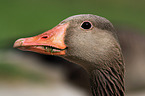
{"left": 90, "top": 60, "right": 124, "bottom": 96}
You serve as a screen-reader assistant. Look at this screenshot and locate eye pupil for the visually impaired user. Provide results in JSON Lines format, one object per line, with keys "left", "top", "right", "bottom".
{"left": 81, "top": 22, "right": 92, "bottom": 29}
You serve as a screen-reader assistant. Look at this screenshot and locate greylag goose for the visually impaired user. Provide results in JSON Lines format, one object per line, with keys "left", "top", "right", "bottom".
{"left": 13, "top": 14, "right": 125, "bottom": 96}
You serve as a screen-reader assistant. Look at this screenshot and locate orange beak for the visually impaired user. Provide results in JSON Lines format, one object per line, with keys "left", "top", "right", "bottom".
{"left": 13, "top": 23, "right": 68, "bottom": 55}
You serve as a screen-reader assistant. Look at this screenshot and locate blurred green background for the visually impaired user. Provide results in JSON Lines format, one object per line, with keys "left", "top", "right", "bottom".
{"left": 0, "top": 0, "right": 145, "bottom": 96}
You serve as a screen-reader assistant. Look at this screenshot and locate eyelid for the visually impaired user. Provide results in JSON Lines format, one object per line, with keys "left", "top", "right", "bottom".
{"left": 80, "top": 21, "right": 93, "bottom": 30}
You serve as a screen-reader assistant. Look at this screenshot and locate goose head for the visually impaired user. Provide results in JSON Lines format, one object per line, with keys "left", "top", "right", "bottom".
{"left": 14, "top": 14, "right": 125, "bottom": 96}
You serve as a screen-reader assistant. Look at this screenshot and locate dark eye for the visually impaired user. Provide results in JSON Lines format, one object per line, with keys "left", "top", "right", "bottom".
{"left": 81, "top": 21, "right": 92, "bottom": 29}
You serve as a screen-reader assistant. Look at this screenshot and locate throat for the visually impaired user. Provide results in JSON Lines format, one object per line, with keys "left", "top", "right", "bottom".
{"left": 90, "top": 68, "right": 124, "bottom": 96}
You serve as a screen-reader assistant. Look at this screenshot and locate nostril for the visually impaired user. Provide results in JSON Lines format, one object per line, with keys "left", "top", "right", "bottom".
{"left": 41, "top": 36, "right": 48, "bottom": 39}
